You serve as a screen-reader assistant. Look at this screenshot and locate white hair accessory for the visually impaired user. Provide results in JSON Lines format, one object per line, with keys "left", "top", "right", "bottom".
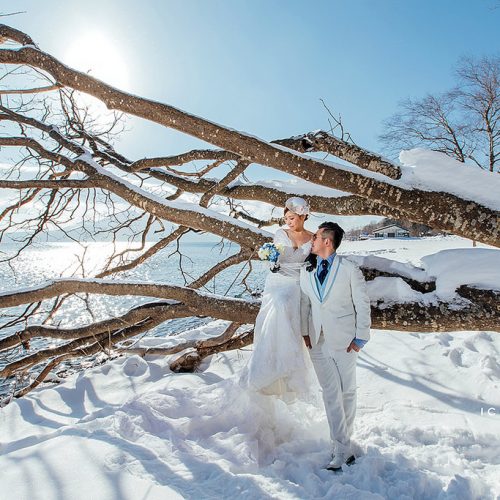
{"left": 285, "top": 196, "right": 310, "bottom": 216}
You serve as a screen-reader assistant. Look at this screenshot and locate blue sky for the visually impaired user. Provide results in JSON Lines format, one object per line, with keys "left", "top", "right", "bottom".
{"left": 7, "top": 0, "right": 499, "bottom": 155}
{"left": 2, "top": 0, "right": 499, "bottom": 229}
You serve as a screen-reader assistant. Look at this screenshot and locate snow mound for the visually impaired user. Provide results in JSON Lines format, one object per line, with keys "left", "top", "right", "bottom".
{"left": 366, "top": 276, "right": 434, "bottom": 306}
{"left": 122, "top": 355, "right": 149, "bottom": 377}
{"left": 347, "top": 254, "right": 429, "bottom": 282}
{"left": 421, "top": 248, "right": 500, "bottom": 300}
{"left": 400, "top": 148, "right": 500, "bottom": 211}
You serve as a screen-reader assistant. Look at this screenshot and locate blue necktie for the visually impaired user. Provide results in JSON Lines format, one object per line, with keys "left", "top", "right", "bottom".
{"left": 318, "top": 259, "right": 329, "bottom": 284}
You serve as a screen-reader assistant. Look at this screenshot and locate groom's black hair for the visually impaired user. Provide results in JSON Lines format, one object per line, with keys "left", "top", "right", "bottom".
{"left": 305, "top": 222, "right": 344, "bottom": 272}
{"left": 319, "top": 221, "right": 345, "bottom": 250}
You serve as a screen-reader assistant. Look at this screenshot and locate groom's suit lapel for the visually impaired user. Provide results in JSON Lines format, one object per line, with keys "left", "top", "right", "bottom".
{"left": 308, "top": 269, "right": 322, "bottom": 302}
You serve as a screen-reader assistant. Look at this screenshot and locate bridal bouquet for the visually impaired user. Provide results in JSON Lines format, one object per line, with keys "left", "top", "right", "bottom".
{"left": 258, "top": 242, "right": 284, "bottom": 272}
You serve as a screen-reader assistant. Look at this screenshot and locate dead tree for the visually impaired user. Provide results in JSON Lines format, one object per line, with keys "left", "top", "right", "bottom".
{"left": 0, "top": 24, "right": 498, "bottom": 399}
{"left": 380, "top": 55, "right": 500, "bottom": 173}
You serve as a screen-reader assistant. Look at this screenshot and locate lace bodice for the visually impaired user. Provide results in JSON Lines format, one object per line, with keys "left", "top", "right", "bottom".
{"left": 273, "top": 228, "right": 312, "bottom": 279}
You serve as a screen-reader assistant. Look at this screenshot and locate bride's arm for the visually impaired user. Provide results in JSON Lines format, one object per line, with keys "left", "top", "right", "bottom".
{"left": 273, "top": 227, "right": 288, "bottom": 246}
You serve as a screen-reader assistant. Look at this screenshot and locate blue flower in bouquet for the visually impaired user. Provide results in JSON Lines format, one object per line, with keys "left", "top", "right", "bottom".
{"left": 258, "top": 242, "right": 284, "bottom": 271}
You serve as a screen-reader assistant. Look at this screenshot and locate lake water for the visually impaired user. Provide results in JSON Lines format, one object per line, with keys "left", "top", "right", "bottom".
{"left": 0, "top": 240, "right": 268, "bottom": 397}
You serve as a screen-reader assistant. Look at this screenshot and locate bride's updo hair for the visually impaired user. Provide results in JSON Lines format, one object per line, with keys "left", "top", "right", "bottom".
{"left": 284, "top": 196, "right": 310, "bottom": 220}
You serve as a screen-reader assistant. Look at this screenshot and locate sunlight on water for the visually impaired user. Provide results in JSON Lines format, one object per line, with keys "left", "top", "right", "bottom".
{"left": 0, "top": 241, "right": 268, "bottom": 396}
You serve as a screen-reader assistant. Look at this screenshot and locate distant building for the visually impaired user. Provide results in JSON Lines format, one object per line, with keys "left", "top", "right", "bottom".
{"left": 372, "top": 224, "right": 410, "bottom": 238}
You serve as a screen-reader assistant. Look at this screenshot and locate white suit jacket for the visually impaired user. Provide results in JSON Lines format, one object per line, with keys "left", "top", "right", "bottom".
{"left": 300, "top": 255, "right": 371, "bottom": 350}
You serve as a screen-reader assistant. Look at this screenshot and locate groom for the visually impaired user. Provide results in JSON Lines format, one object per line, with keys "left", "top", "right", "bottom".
{"left": 300, "top": 221, "right": 371, "bottom": 471}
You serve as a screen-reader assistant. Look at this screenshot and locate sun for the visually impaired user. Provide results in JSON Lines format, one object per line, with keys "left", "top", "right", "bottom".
{"left": 64, "top": 32, "right": 130, "bottom": 91}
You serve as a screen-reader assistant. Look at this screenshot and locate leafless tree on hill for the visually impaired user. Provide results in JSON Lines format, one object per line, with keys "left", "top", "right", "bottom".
{"left": 380, "top": 55, "right": 500, "bottom": 173}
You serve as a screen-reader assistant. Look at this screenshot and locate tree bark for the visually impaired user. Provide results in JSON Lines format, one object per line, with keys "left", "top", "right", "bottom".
{"left": 1, "top": 278, "right": 497, "bottom": 334}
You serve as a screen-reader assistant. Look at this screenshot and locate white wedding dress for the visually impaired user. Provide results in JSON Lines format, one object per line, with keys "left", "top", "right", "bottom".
{"left": 240, "top": 228, "right": 314, "bottom": 398}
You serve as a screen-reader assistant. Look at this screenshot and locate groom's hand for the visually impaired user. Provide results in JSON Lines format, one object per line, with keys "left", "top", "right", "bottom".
{"left": 303, "top": 335, "right": 312, "bottom": 349}
{"left": 347, "top": 340, "right": 360, "bottom": 353}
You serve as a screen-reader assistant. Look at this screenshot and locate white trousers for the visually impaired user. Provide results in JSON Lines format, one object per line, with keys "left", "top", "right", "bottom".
{"left": 308, "top": 332, "right": 358, "bottom": 453}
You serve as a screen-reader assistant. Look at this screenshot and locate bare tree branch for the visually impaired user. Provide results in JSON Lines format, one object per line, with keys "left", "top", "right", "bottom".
{"left": 273, "top": 130, "right": 402, "bottom": 179}
{"left": 0, "top": 83, "right": 61, "bottom": 94}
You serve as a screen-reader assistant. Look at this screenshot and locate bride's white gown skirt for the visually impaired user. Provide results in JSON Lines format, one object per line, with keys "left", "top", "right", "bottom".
{"left": 241, "top": 271, "right": 312, "bottom": 397}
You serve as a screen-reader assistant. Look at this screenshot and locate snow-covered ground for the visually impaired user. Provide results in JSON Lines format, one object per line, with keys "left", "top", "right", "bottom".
{"left": 0, "top": 237, "right": 499, "bottom": 499}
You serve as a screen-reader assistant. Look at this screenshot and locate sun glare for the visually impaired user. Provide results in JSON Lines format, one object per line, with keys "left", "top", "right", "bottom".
{"left": 64, "top": 32, "right": 130, "bottom": 91}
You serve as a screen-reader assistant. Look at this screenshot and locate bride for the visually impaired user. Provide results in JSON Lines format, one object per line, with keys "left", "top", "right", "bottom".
{"left": 240, "top": 196, "right": 314, "bottom": 398}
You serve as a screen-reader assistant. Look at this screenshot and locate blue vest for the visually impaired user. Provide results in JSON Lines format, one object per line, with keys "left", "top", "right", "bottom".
{"left": 313, "top": 253, "right": 337, "bottom": 302}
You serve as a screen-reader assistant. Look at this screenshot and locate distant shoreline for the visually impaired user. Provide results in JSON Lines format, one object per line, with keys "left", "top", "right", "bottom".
{"left": 1, "top": 239, "right": 233, "bottom": 247}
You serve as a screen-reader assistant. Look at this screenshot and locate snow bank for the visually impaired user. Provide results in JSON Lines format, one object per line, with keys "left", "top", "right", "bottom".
{"left": 366, "top": 276, "right": 435, "bottom": 306}
{"left": 400, "top": 149, "right": 500, "bottom": 211}
{"left": 347, "top": 254, "right": 430, "bottom": 282}
{"left": 421, "top": 248, "right": 500, "bottom": 300}
{"left": 345, "top": 241, "right": 500, "bottom": 303}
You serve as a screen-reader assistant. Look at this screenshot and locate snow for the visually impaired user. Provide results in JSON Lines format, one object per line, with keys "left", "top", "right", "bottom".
{"left": 400, "top": 149, "right": 500, "bottom": 211}
{"left": 245, "top": 137, "right": 500, "bottom": 213}
{"left": 347, "top": 254, "right": 430, "bottom": 282}
{"left": 266, "top": 142, "right": 499, "bottom": 211}
{"left": 1, "top": 326, "right": 499, "bottom": 499}
{"left": 0, "top": 237, "right": 499, "bottom": 499}
{"left": 346, "top": 244, "right": 500, "bottom": 304}
{"left": 229, "top": 178, "right": 349, "bottom": 198}
{"left": 422, "top": 248, "right": 500, "bottom": 300}
{"left": 366, "top": 277, "right": 433, "bottom": 306}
